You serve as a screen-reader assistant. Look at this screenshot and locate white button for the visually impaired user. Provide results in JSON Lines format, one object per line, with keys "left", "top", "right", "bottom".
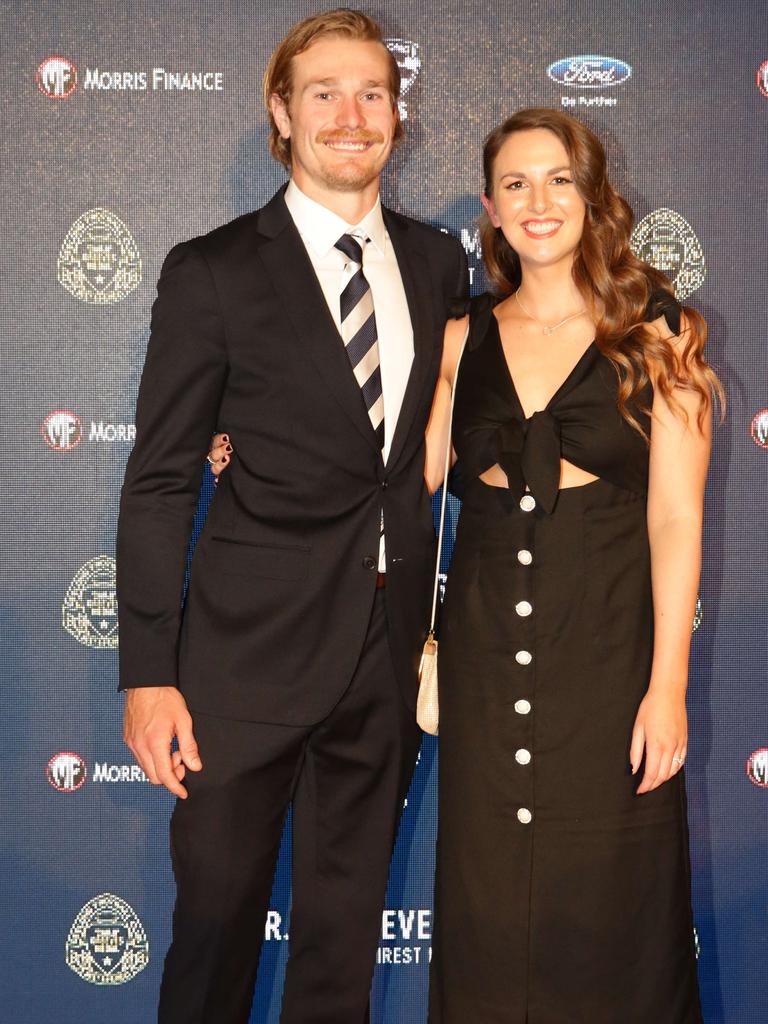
{"left": 517, "top": 549, "right": 533, "bottom": 565}
{"left": 514, "top": 699, "right": 531, "bottom": 714}
{"left": 515, "top": 650, "right": 532, "bottom": 665}
{"left": 515, "top": 748, "right": 532, "bottom": 765}
{"left": 520, "top": 494, "right": 536, "bottom": 512}
{"left": 517, "top": 807, "right": 533, "bottom": 824}
{"left": 515, "top": 601, "right": 532, "bottom": 617}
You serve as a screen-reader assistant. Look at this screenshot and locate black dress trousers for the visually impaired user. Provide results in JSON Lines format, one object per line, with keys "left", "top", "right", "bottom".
{"left": 158, "top": 590, "right": 421, "bottom": 1024}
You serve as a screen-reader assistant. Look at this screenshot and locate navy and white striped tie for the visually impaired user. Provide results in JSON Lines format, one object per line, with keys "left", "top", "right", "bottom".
{"left": 335, "top": 233, "right": 385, "bottom": 451}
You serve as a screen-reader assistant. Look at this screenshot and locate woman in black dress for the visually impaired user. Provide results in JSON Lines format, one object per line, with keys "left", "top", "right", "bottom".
{"left": 424, "top": 109, "right": 722, "bottom": 1023}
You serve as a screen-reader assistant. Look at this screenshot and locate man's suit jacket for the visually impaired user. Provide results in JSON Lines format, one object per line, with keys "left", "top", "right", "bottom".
{"left": 116, "top": 187, "right": 468, "bottom": 726}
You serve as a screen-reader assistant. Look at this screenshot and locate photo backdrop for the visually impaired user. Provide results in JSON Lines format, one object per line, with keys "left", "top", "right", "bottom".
{"left": 2, "top": 1, "right": 767, "bottom": 1021}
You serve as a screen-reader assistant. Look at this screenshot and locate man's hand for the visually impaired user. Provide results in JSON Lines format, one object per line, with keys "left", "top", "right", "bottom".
{"left": 123, "top": 687, "right": 202, "bottom": 798}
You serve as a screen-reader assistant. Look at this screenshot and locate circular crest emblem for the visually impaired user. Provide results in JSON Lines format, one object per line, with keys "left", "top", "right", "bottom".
{"left": 750, "top": 409, "right": 768, "bottom": 449}
{"left": 47, "top": 752, "right": 87, "bottom": 792}
{"left": 630, "top": 208, "right": 706, "bottom": 301}
{"left": 36, "top": 56, "right": 78, "bottom": 99}
{"left": 57, "top": 208, "right": 142, "bottom": 305}
{"left": 757, "top": 60, "right": 768, "bottom": 99}
{"left": 62, "top": 556, "right": 119, "bottom": 649}
{"left": 65, "top": 893, "right": 149, "bottom": 985}
{"left": 746, "top": 748, "right": 768, "bottom": 788}
{"left": 41, "top": 410, "right": 82, "bottom": 451}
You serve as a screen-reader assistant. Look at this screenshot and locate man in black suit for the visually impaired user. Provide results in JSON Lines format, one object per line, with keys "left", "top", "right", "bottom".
{"left": 117, "top": 9, "right": 467, "bottom": 1023}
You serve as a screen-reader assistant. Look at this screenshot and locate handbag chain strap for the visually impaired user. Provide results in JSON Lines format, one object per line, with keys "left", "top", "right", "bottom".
{"left": 427, "top": 317, "right": 470, "bottom": 637}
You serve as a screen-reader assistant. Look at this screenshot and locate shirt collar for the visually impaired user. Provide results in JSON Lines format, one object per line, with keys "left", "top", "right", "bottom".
{"left": 285, "top": 179, "right": 387, "bottom": 259}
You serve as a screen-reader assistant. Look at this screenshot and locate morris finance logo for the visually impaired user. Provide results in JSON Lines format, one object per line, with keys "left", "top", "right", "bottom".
{"left": 630, "top": 209, "right": 706, "bottom": 301}
{"left": 548, "top": 55, "right": 631, "bottom": 109}
{"left": 62, "top": 556, "right": 119, "bottom": 649}
{"left": 66, "top": 894, "right": 149, "bottom": 985}
{"left": 41, "top": 411, "right": 135, "bottom": 449}
{"left": 47, "top": 752, "right": 87, "bottom": 792}
{"left": 58, "top": 208, "right": 142, "bottom": 305}
{"left": 757, "top": 60, "right": 768, "bottom": 99}
{"left": 750, "top": 409, "right": 768, "bottom": 449}
{"left": 36, "top": 56, "right": 78, "bottom": 99}
{"left": 746, "top": 748, "right": 768, "bottom": 788}
{"left": 41, "top": 410, "right": 82, "bottom": 451}
{"left": 37, "top": 57, "right": 223, "bottom": 96}
{"left": 385, "top": 39, "right": 421, "bottom": 121}
{"left": 46, "top": 752, "right": 150, "bottom": 789}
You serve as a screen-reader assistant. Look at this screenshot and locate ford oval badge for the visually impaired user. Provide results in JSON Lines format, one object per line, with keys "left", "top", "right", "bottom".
{"left": 547, "top": 55, "right": 632, "bottom": 89}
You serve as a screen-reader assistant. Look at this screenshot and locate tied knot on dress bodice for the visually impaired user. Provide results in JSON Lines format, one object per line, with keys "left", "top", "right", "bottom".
{"left": 497, "top": 410, "right": 562, "bottom": 514}
{"left": 464, "top": 410, "right": 562, "bottom": 514}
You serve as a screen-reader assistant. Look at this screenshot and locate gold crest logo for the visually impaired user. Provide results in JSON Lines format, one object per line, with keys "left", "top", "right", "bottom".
{"left": 630, "top": 208, "right": 706, "bottom": 301}
{"left": 58, "top": 208, "right": 142, "bottom": 305}
{"left": 62, "top": 556, "right": 119, "bottom": 649}
{"left": 65, "top": 893, "right": 149, "bottom": 985}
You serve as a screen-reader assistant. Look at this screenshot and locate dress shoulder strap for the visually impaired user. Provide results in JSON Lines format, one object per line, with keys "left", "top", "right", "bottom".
{"left": 447, "top": 292, "right": 499, "bottom": 351}
{"left": 644, "top": 286, "right": 682, "bottom": 336}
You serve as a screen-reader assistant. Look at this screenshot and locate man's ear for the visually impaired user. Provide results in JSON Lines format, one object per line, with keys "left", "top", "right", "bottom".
{"left": 270, "top": 93, "right": 291, "bottom": 139}
{"left": 481, "top": 191, "right": 500, "bottom": 229}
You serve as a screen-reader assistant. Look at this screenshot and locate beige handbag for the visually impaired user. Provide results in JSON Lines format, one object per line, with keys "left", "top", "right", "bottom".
{"left": 417, "top": 321, "right": 470, "bottom": 735}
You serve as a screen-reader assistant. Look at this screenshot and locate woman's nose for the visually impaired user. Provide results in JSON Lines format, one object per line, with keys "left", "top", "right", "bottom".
{"left": 528, "top": 187, "right": 550, "bottom": 213}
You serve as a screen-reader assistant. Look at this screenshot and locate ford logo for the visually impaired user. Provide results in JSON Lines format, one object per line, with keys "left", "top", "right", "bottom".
{"left": 547, "top": 55, "right": 632, "bottom": 89}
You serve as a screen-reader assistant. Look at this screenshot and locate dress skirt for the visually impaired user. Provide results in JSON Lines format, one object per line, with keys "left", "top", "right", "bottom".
{"left": 429, "top": 476, "right": 702, "bottom": 1024}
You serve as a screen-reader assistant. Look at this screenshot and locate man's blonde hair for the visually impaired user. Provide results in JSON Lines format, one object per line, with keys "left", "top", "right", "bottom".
{"left": 263, "top": 8, "right": 404, "bottom": 168}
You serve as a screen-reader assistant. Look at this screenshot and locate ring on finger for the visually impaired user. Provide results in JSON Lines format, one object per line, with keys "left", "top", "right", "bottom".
{"left": 206, "top": 453, "right": 215, "bottom": 465}
{"left": 672, "top": 754, "right": 684, "bottom": 765}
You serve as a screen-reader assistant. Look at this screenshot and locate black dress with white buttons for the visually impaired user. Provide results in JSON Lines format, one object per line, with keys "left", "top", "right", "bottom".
{"left": 429, "top": 292, "right": 702, "bottom": 1024}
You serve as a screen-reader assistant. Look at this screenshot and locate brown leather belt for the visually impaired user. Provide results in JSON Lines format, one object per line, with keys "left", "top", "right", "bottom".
{"left": 376, "top": 572, "right": 386, "bottom": 589}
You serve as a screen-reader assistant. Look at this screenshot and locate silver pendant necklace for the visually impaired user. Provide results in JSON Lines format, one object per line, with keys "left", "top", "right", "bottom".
{"left": 515, "top": 288, "right": 586, "bottom": 336}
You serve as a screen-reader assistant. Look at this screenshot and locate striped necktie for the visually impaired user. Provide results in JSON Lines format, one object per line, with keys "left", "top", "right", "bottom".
{"left": 335, "top": 233, "right": 385, "bottom": 451}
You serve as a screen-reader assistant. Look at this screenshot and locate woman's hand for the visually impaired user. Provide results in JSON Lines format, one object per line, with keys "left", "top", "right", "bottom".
{"left": 207, "top": 432, "right": 232, "bottom": 478}
{"left": 630, "top": 685, "right": 688, "bottom": 794}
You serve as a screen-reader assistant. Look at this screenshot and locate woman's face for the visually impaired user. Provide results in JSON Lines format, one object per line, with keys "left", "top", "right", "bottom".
{"left": 482, "top": 127, "right": 586, "bottom": 274}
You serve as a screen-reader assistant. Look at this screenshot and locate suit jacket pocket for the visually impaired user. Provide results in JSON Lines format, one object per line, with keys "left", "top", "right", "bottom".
{"left": 208, "top": 536, "right": 310, "bottom": 581}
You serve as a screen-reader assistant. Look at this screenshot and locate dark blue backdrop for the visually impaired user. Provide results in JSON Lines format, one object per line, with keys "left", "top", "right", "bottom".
{"left": 3, "top": 2, "right": 767, "bottom": 1021}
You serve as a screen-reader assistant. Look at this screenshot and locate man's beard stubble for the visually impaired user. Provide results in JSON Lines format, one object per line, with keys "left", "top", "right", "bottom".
{"left": 315, "top": 128, "right": 388, "bottom": 193}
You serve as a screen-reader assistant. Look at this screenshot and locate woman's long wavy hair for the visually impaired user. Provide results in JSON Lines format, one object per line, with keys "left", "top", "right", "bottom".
{"left": 480, "top": 108, "right": 723, "bottom": 434}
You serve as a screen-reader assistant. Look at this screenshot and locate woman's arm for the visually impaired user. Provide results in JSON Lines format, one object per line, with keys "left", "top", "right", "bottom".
{"left": 631, "top": 314, "right": 712, "bottom": 794}
{"left": 209, "top": 314, "right": 471, "bottom": 493}
{"left": 424, "top": 315, "right": 469, "bottom": 495}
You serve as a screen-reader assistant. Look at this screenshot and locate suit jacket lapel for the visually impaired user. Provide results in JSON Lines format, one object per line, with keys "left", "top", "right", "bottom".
{"left": 255, "top": 191, "right": 382, "bottom": 455}
{"left": 383, "top": 207, "right": 435, "bottom": 471}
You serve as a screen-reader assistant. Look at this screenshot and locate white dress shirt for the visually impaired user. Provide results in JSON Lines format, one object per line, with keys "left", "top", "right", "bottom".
{"left": 284, "top": 180, "right": 414, "bottom": 572}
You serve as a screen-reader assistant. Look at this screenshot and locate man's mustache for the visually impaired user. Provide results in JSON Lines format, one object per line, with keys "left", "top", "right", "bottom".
{"left": 316, "top": 129, "right": 385, "bottom": 145}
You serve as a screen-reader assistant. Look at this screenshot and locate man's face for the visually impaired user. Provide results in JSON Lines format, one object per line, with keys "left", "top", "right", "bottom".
{"left": 271, "top": 36, "right": 399, "bottom": 196}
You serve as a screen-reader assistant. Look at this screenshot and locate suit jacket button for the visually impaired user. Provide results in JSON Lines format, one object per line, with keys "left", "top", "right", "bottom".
{"left": 363, "top": 556, "right": 377, "bottom": 570}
